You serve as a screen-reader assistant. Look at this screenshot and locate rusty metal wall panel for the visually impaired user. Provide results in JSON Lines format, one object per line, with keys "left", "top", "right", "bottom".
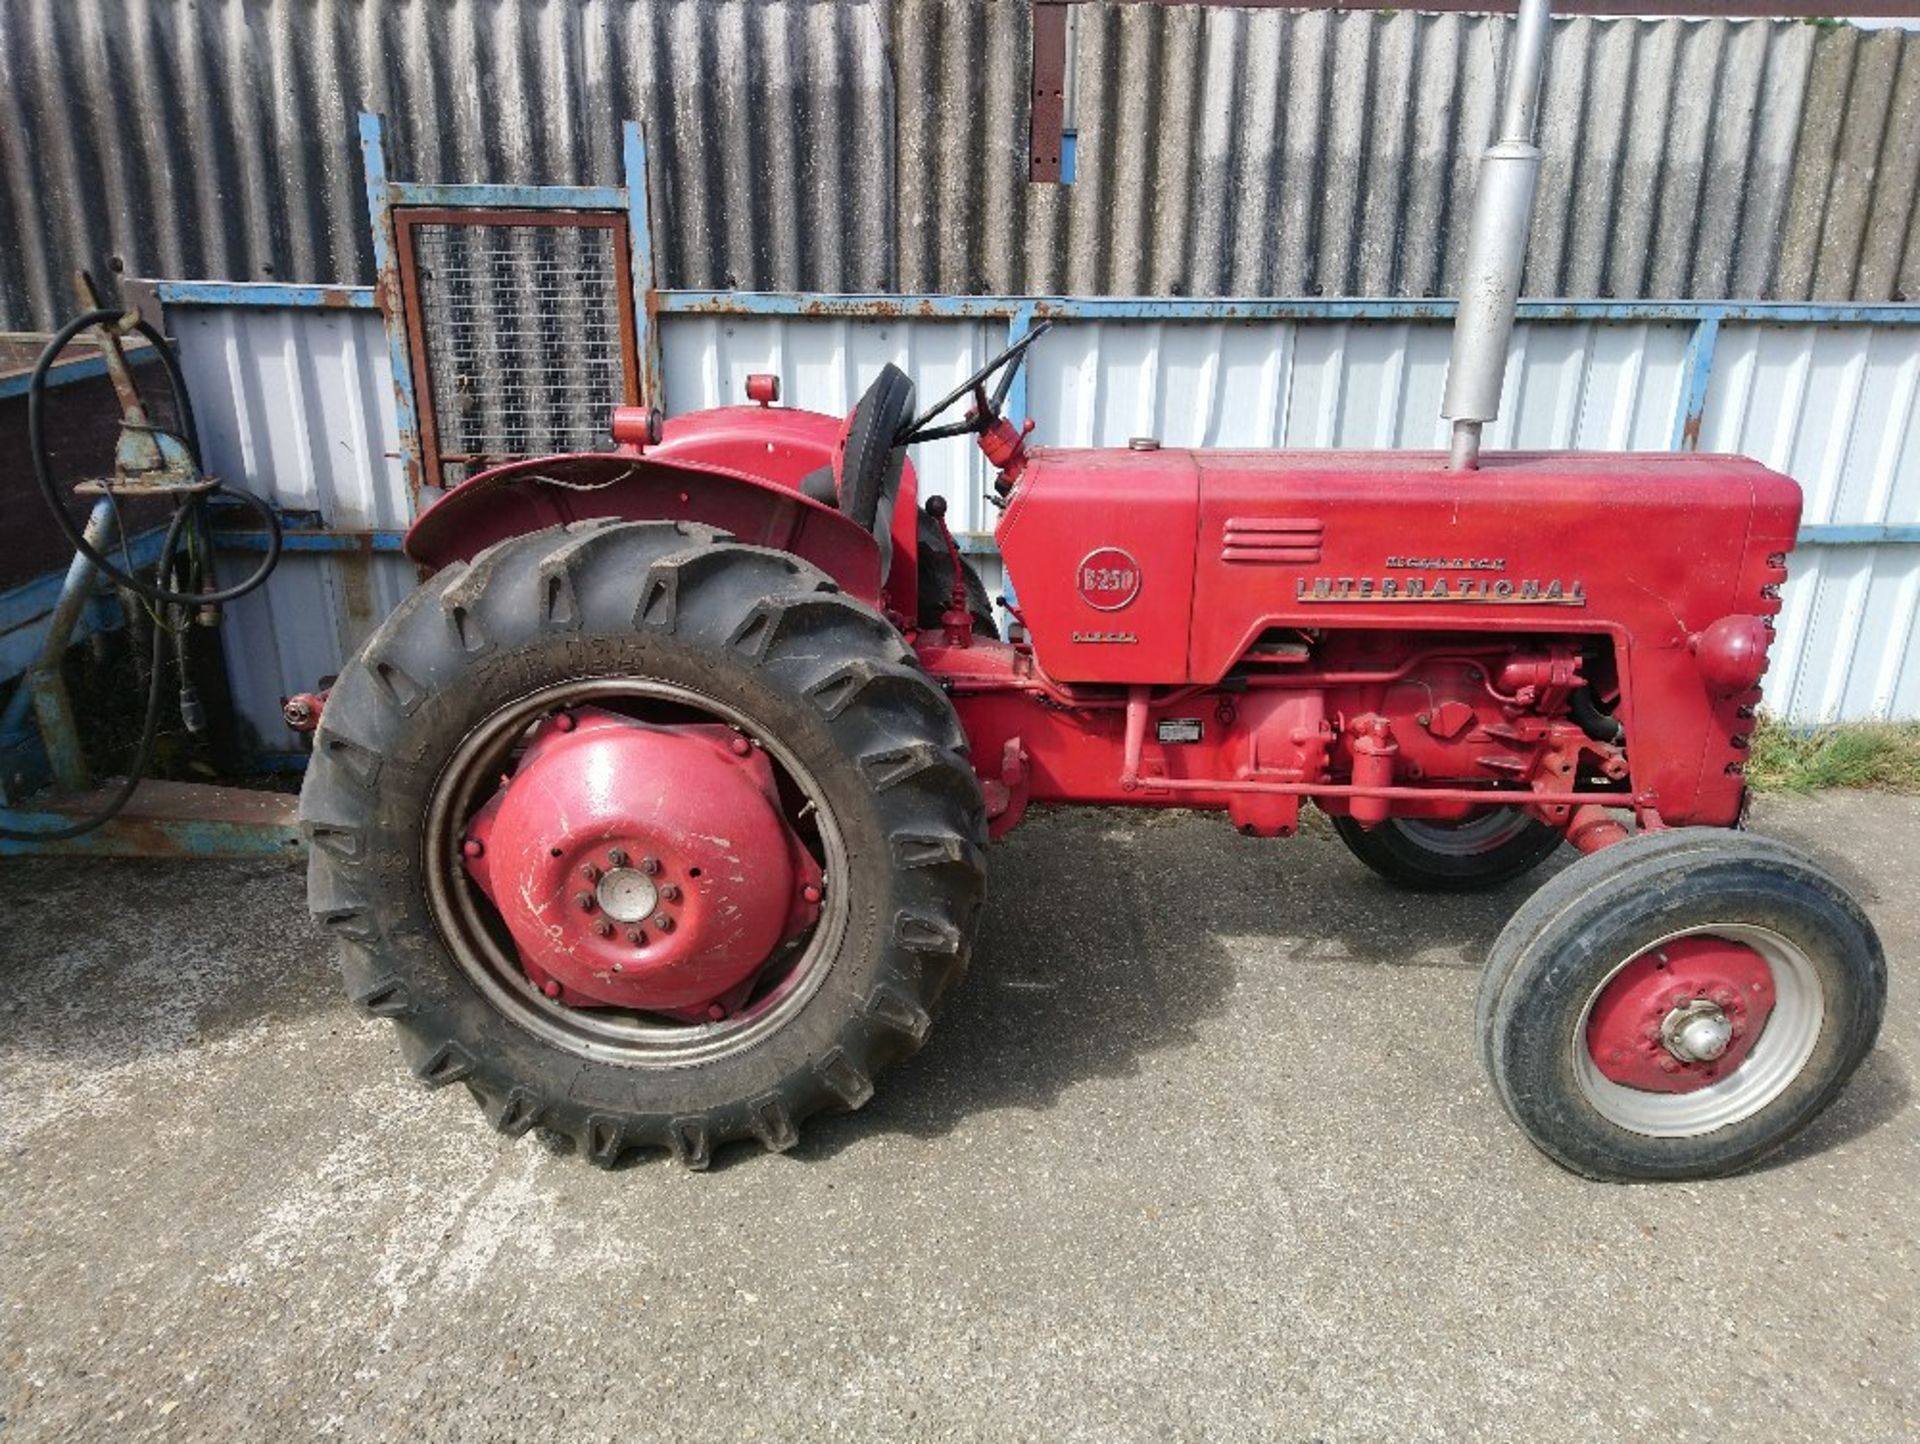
{"left": 167, "top": 305, "right": 417, "bottom": 747}
{"left": 4, "top": 3, "right": 1919, "bottom": 333}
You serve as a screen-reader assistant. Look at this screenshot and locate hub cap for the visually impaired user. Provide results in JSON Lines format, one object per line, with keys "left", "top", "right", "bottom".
{"left": 460, "top": 709, "right": 823, "bottom": 1014}
{"left": 424, "top": 680, "right": 847, "bottom": 1067}
{"left": 1577, "top": 926, "right": 1824, "bottom": 1137}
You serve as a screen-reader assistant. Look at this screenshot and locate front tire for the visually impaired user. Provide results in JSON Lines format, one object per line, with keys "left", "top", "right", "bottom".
{"left": 300, "top": 520, "right": 987, "bottom": 1168}
{"left": 1477, "top": 829, "right": 1885, "bottom": 1181}
{"left": 1330, "top": 809, "right": 1564, "bottom": 892}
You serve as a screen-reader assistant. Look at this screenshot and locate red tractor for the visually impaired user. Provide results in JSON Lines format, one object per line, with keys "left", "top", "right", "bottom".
{"left": 299, "top": 0, "right": 1883, "bottom": 1180}
{"left": 299, "top": 322, "right": 1885, "bottom": 1181}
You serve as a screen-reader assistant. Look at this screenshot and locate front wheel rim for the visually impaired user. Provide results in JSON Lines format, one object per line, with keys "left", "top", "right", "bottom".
{"left": 1573, "top": 923, "right": 1825, "bottom": 1138}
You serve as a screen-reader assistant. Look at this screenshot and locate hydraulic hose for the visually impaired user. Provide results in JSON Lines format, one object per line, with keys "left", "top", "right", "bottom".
{"left": 25, "top": 307, "right": 283, "bottom": 606}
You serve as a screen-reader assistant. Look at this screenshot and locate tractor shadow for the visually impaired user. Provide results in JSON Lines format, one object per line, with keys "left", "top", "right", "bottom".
{"left": 792, "top": 805, "right": 1558, "bottom": 1162}
{"left": 792, "top": 803, "right": 1912, "bottom": 1170}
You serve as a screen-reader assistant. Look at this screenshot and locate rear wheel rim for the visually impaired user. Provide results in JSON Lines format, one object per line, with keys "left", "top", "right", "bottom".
{"left": 1573, "top": 923, "right": 1824, "bottom": 1137}
{"left": 422, "top": 676, "right": 850, "bottom": 1069}
{"left": 1394, "top": 810, "right": 1535, "bottom": 857}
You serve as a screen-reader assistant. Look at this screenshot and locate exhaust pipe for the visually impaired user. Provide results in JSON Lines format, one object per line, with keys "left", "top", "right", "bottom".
{"left": 1442, "top": 0, "right": 1553, "bottom": 471}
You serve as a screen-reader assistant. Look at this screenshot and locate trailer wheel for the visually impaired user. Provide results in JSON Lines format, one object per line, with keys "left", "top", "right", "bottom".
{"left": 299, "top": 520, "right": 987, "bottom": 1168}
{"left": 1330, "top": 809, "right": 1563, "bottom": 891}
{"left": 1477, "top": 829, "right": 1885, "bottom": 1181}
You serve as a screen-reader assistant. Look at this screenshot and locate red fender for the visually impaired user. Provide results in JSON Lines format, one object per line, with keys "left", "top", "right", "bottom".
{"left": 404, "top": 404, "right": 921, "bottom": 617}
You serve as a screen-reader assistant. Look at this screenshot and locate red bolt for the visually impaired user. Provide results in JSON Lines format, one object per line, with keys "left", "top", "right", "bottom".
{"left": 553, "top": 712, "right": 576, "bottom": 733}
{"left": 654, "top": 914, "right": 675, "bottom": 933}
{"left": 462, "top": 838, "right": 485, "bottom": 858}
{"left": 542, "top": 980, "right": 561, "bottom": 999}
{"left": 640, "top": 855, "right": 661, "bottom": 876}
{"left": 707, "top": 1004, "right": 726, "bottom": 1022}
{"left": 802, "top": 883, "right": 822, "bottom": 905}
{"left": 1712, "top": 987, "right": 1736, "bottom": 1007}
{"left": 1658, "top": 1056, "right": 1682, "bottom": 1073}
{"left": 731, "top": 736, "right": 752, "bottom": 756}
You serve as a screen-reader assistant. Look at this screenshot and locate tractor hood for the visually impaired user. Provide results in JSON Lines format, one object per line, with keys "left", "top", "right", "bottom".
{"left": 995, "top": 447, "right": 1801, "bottom": 688}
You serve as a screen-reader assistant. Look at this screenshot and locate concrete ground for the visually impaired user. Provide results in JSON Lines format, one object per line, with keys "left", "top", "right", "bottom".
{"left": 1, "top": 793, "right": 1914, "bottom": 1442}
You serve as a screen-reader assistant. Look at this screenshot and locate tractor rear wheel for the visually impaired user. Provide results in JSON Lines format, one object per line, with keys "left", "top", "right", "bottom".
{"left": 299, "top": 520, "right": 987, "bottom": 1168}
{"left": 1476, "top": 829, "right": 1884, "bottom": 1181}
{"left": 1330, "top": 809, "right": 1564, "bottom": 891}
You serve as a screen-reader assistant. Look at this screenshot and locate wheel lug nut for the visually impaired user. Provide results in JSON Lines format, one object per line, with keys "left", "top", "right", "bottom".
{"left": 594, "top": 919, "right": 613, "bottom": 938}
{"left": 608, "top": 848, "right": 628, "bottom": 867}
{"left": 658, "top": 884, "right": 681, "bottom": 903}
{"left": 462, "top": 838, "right": 485, "bottom": 858}
{"left": 640, "top": 855, "right": 661, "bottom": 876}
{"left": 653, "top": 913, "right": 675, "bottom": 932}
{"left": 576, "top": 892, "right": 596, "bottom": 912}
{"left": 579, "top": 862, "right": 601, "bottom": 882}
{"left": 1658, "top": 1056, "right": 1682, "bottom": 1073}
{"left": 626, "top": 926, "right": 645, "bottom": 945}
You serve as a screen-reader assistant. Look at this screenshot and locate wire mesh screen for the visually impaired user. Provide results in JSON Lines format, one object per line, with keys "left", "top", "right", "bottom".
{"left": 405, "top": 216, "right": 634, "bottom": 487}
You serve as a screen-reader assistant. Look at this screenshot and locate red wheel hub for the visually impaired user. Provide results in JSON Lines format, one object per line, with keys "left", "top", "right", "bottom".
{"left": 460, "top": 708, "right": 822, "bottom": 1016}
{"left": 1585, "top": 936, "right": 1776, "bottom": 1093}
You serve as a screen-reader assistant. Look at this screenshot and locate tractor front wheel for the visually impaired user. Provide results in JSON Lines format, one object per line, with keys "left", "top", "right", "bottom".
{"left": 1330, "top": 809, "right": 1564, "bottom": 892}
{"left": 1476, "top": 829, "right": 1885, "bottom": 1181}
{"left": 299, "top": 520, "right": 986, "bottom": 1168}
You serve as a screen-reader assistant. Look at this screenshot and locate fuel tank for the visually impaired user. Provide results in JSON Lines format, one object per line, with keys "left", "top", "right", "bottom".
{"left": 995, "top": 448, "right": 1800, "bottom": 688}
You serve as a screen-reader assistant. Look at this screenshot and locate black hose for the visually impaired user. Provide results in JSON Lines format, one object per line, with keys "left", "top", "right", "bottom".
{"left": 25, "top": 307, "right": 283, "bottom": 607}
{"left": 0, "top": 504, "right": 190, "bottom": 842}
{"left": 1571, "top": 685, "right": 1625, "bottom": 745}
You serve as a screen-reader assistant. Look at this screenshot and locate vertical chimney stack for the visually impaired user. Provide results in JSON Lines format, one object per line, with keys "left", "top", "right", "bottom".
{"left": 1442, "top": 0, "right": 1553, "bottom": 471}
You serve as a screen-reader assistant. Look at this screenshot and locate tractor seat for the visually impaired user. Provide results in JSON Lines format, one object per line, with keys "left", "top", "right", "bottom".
{"left": 797, "top": 364, "right": 915, "bottom": 581}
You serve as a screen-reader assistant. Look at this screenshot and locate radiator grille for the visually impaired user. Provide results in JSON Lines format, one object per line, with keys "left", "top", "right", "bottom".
{"left": 400, "top": 213, "right": 636, "bottom": 489}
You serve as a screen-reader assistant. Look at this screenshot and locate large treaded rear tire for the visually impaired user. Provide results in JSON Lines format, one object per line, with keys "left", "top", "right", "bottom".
{"left": 300, "top": 520, "right": 987, "bottom": 1168}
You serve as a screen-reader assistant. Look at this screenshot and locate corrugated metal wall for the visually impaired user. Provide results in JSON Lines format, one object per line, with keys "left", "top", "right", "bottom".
{"left": 5, "top": 2, "right": 1920, "bottom": 332}
{"left": 175, "top": 303, "right": 1918, "bottom": 737}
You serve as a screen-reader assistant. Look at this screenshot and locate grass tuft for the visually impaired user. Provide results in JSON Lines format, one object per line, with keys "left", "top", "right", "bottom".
{"left": 1746, "top": 716, "right": 1920, "bottom": 794}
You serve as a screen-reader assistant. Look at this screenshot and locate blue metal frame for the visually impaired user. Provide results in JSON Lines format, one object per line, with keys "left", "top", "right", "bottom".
{"left": 354, "top": 111, "right": 661, "bottom": 506}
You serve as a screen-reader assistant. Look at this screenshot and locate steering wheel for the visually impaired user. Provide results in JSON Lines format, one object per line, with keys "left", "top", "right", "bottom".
{"left": 897, "top": 319, "right": 1053, "bottom": 445}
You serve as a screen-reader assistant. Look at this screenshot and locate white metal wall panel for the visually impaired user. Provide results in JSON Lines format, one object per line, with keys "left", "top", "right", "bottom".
{"left": 1701, "top": 324, "right": 1920, "bottom": 723}
{"left": 659, "top": 315, "right": 1002, "bottom": 539}
{"left": 162, "top": 305, "right": 1920, "bottom": 737}
{"left": 1024, "top": 320, "right": 1692, "bottom": 452}
{"left": 170, "top": 306, "right": 416, "bottom": 748}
